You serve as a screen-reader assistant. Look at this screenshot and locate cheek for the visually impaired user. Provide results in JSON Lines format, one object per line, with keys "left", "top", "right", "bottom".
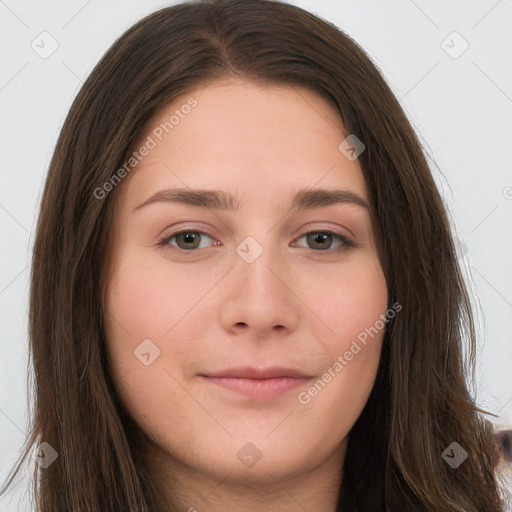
{"left": 103, "top": 253, "right": 190, "bottom": 396}
{"left": 299, "top": 251, "right": 388, "bottom": 343}
{"left": 105, "top": 247, "right": 388, "bottom": 383}
{"left": 103, "top": 250, "right": 224, "bottom": 428}
{"left": 105, "top": 253, "right": 196, "bottom": 335}
{"left": 296, "top": 253, "right": 388, "bottom": 407}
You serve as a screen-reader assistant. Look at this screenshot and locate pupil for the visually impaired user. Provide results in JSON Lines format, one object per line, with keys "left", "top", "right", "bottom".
{"left": 180, "top": 233, "right": 198, "bottom": 248}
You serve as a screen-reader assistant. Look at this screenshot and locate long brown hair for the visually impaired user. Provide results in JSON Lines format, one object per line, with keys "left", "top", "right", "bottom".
{"left": 1, "top": 0, "right": 508, "bottom": 510}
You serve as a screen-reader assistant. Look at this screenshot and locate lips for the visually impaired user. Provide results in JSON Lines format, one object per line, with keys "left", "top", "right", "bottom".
{"left": 199, "top": 366, "right": 311, "bottom": 379}
{"left": 198, "top": 366, "right": 312, "bottom": 400}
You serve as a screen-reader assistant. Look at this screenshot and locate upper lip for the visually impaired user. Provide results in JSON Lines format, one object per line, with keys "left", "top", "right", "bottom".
{"left": 200, "top": 366, "right": 311, "bottom": 379}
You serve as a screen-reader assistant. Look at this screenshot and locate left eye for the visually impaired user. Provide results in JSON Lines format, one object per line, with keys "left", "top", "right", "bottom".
{"left": 293, "top": 230, "right": 356, "bottom": 252}
{"left": 157, "top": 229, "right": 356, "bottom": 253}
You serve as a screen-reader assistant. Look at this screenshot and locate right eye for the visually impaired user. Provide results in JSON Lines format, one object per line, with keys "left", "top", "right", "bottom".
{"left": 157, "top": 229, "right": 219, "bottom": 253}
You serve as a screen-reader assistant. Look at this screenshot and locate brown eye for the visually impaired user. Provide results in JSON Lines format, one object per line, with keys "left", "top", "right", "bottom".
{"left": 175, "top": 232, "right": 202, "bottom": 250}
{"left": 157, "top": 230, "right": 216, "bottom": 252}
{"left": 305, "top": 232, "right": 334, "bottom": 250}
{"left": 293, "top": 230, "right": 356, "bottom": 253}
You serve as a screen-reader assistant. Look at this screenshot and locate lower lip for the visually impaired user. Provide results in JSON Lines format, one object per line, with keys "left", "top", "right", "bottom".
{"left": 201, "top": 376, "right": 310, "bottom": 400}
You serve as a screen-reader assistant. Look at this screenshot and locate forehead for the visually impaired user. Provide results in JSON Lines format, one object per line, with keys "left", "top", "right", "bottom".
{"left": 119, "top": 79, "right": 368, "bottom": 213}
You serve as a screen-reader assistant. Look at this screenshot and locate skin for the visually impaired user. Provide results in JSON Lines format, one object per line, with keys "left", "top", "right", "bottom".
{"left": 104, "top": 79, "right": 388, "bottom": 512}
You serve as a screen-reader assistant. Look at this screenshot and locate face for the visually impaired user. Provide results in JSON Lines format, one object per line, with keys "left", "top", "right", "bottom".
{"left": 103, "top": 79, "right": 388, "bottom": 490}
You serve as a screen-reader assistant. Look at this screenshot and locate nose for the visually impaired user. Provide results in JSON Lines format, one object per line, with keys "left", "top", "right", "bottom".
{"left": 219, "top": 238, "right": 300, "bottom": 338}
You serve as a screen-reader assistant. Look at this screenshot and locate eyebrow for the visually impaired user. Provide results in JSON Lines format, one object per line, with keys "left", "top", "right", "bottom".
{"left": 132, "top": 187, "right": 371, "bottom": 213}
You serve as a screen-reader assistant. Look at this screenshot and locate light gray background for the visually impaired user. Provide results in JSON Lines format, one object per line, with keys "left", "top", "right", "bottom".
{"left": 1, "top": 0, "right": 511, "bottom": 510}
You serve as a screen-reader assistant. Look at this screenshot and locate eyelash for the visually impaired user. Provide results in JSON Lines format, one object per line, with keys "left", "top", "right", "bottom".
{"left": 156, "top": 228, "right": 358, "bottom": 254}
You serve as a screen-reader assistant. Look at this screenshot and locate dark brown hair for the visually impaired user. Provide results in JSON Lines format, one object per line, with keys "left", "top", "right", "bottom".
{"left": 1, "top": 0, "right": 509, "bottom": 510}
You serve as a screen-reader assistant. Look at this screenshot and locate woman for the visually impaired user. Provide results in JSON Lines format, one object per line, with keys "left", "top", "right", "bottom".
{"left": 1, "top": 0, "right": 509, "bottom": 510}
